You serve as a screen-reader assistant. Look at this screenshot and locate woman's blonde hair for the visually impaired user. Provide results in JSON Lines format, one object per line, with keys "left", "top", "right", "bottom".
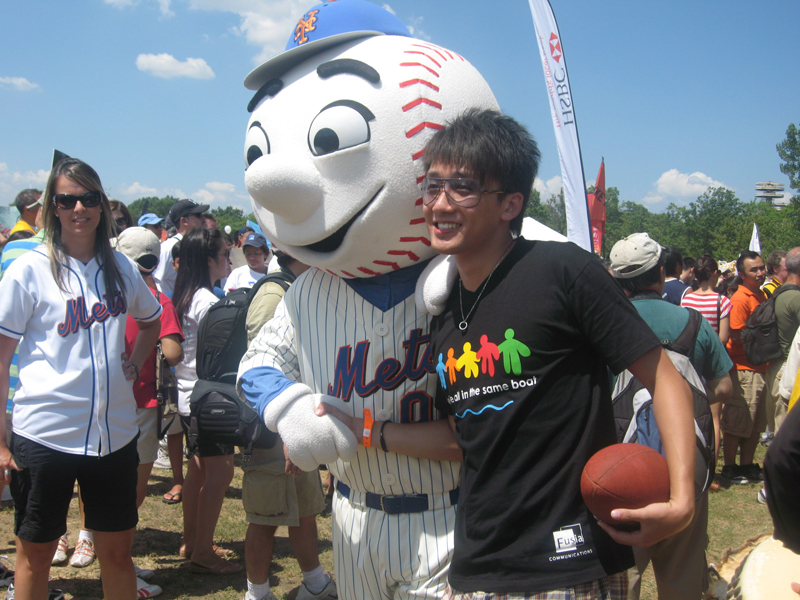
{"left": 42, "top": 158, "right": 126, "bottom": 295}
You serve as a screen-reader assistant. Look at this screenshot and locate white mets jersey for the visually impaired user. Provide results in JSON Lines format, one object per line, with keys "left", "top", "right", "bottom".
{"left": 240, "top": 267, "right": 460, "bottom": 496}
{"left": 0, "top": 248, "right": 162, "bottom": 456}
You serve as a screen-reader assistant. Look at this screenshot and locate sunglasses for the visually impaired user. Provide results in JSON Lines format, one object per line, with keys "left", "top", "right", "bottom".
{"left": 52, "top": 191, "right": 103, "bottom": 210}
{"left": 420, "top": 177, "right": 504, "bottom": 208}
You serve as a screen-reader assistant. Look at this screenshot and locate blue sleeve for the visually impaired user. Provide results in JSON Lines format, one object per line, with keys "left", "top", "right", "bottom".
{"left": 239, "top": 365, "right": 296, "bottom": 416}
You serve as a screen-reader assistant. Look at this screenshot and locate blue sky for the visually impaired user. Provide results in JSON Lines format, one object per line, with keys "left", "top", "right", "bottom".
{"left": 1, "top": 0, "right": 798, "bottom": 216}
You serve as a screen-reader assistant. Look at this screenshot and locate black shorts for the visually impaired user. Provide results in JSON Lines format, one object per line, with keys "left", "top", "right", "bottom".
{"left": 10, "top": 434, "right": 139, "bottom": 543}
{"left": 180, "top": 415, "right": 235, "bottom": 458}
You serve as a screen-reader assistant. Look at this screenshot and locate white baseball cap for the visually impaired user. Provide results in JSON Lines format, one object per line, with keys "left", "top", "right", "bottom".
{"left": 116, "top": 227, "right": 161, "bottom": 273}
{"left": 610, "top": 232, "right": 663, "bottom": 279}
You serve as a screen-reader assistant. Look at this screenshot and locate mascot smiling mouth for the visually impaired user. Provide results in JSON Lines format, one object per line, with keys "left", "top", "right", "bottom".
{"left": 302, "top": 185, "right": 383, "bottom": 253}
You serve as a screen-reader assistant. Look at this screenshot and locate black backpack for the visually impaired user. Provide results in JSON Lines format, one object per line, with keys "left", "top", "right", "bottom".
{"left": 741, "top": 284, "right": 800, "bottom": 366}
{"left": 612, "top": 307, "right": 715, "bottom": 497}
{"left": 188, "top": 271, "right": 293, "bottom": 458}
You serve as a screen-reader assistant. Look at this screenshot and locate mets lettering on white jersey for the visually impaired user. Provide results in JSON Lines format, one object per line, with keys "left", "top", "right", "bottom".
{"left": 0, "top": 249, "right": 162, "bottom": 456}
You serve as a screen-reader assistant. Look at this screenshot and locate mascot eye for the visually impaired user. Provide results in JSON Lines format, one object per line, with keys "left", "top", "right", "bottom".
{"left": 308, "top": 102, "right": 373, "bottom": 156}
{"left": 245, "top": 121, "right": 269, "bottom": 168}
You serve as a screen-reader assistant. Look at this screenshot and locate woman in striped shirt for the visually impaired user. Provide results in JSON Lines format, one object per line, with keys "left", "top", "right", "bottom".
{"left": 681, "top": 254, "right": 732, "bottom": 345}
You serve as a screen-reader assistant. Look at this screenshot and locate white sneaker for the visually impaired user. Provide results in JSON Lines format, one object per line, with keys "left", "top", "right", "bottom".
{"left": 5, "top": 584, "right": 65, "bottom": 600}
{"left": 297, "top": 576, "right": 337, "bottom": 600}
{"left": 757, "top": 487, "right": 767, "bottom": 504}
{"left": 136, "top": 576, "right": 162, "bottom": 598}
{"left": 153, "top": 444, "right": 171, "bottom": 470}
{"left": 135, "top": 565, "right": 155, "bottom": 581}
{"left": 243, "top": 592, "right": 278, "bottom": 600}
{"left": 51, "top": 535, "right": 68, "bottom": 565}
{"left": 69, "top": 538, "right": 95, "bottom": 568}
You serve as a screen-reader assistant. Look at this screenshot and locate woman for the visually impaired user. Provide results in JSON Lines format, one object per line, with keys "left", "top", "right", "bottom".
{"left": 681, "top": 254, "right": 732, "bottom": 344}
{"left": 0, "top": 158, "right": 162, "bottom": 599}
{"left": 681, "top": 253, "right": 732, "bottom": 471}
{"left": 109, "top": 199, "right": 133, "bottom": 232}
{"left": 171, "top": 228, "right": 240, "bottom": 575}
{"left": 225, "top": 232, "right": 271, "bottom": 293}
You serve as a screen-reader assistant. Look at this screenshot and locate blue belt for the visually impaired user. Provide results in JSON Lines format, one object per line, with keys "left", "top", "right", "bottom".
{"left": 335, "top": 481, "right": 459, "bottom": 515}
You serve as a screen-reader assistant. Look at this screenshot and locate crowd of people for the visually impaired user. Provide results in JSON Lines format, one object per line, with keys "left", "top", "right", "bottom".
{"left": 0, "top": 114, "right": 798, "bottom": 600}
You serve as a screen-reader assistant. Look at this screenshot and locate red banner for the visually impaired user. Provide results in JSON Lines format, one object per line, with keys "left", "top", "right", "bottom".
{"left": 587, "top": 159, "right": 605, "bottom": 254}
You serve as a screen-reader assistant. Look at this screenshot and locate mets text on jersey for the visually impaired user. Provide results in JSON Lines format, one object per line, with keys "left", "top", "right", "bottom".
{"left": 57, "top": 292, "right": 127, "bottom": 336}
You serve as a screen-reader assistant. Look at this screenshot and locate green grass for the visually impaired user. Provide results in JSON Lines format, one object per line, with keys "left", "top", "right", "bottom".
{"left": 0, "top": 447, "right": 774, "bottom": 599}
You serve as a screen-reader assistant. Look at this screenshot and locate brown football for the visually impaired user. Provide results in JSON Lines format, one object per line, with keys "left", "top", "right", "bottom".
{"left": 580, "top": 443, "right": 670, "bottom": 529}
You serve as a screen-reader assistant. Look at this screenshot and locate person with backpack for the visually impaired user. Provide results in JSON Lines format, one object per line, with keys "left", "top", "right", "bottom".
{"left": 171, "top": 228, "right": 241, "bottom": 575}
{"left": 765, "top": 247, "right": 800, "bottom": 437}
{"left": 723, "top": 250, "right": 768, "bottom": 485}
{"left": 610, "top": 233, "right": 732, "bottom": 600}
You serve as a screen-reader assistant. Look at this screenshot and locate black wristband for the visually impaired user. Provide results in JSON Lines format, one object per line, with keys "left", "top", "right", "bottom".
{"left": 379, "top": 420, "right": 389, "bottom": 452}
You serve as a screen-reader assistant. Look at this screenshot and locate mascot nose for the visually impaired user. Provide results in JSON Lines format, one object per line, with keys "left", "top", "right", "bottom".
{"left": 246, "top": 158, "right": 324, "bottom": 224}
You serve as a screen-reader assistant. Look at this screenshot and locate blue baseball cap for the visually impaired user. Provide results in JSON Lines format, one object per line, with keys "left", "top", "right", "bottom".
{"left": 244, "top": 0, "right": 411, "bottom": 91}
{"left": 243, "top": 232, "right": 271, "bottom": 250}
{"left": 138, "top": 213, "right": 163, "bottom": 226}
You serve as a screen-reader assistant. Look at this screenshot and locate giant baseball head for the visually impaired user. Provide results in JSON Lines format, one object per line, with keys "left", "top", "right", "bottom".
{"left": 243, "top": 0, "right": 498, "bottom": 278}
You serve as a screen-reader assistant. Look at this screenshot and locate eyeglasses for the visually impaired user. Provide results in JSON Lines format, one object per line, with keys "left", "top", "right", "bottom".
{"left": 115, "top": 217, "right": 128, "bottom": 227}
{"left": 420, "top": 177, "right": 504, "bottom": 208}
{"left": 52, "top": 191, "right": 103, "bottom": 210}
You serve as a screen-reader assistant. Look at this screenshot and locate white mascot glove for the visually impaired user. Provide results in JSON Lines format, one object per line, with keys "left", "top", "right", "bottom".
{"left": 263, "top": 383, "right": 358, "bottom": 471}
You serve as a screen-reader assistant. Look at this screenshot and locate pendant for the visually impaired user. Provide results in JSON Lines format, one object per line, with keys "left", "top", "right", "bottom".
{"left": 458, "top": 320, "right": 468, "bottom": 331}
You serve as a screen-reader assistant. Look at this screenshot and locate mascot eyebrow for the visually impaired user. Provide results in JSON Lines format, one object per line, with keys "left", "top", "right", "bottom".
{"left": 247, "top": 58, "right": 380, "bottom": 113}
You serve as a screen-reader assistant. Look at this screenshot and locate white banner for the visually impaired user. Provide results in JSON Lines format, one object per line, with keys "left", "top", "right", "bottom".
{"left": 527, "top": 0, "right": 591, "bottom": 251}
{"left": 749, "top": 223, "right": 761, "bottom": 254}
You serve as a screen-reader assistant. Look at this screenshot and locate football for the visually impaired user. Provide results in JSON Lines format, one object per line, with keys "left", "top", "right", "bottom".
{"left": 580, "top": 443, "right": 670, "bottom": 530}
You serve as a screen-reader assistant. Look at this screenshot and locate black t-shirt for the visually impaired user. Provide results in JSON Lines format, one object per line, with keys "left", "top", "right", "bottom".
{"left": 430, "top": 239, "right": 660, "bottom": 594}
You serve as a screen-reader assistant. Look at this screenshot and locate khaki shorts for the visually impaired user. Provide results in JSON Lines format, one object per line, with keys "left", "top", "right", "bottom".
{"left": 722, "top": 369, "right": 767, "bottom": 438}
{"left": 241, "top": 442, "right": 324, "bottom": 527}
{"left": 136, "top": 407, "right": 159, "bottom": 464}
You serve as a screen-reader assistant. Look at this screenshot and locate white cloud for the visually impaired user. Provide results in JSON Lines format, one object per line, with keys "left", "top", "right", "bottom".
{"left": 118, "top": 182, "right": 158, "bottom": 197}
{"left": 136, "top": 53, "right": 215, "bottom": 79}
{"left": 0, "top": 77, "right": 40, "bottom": 92}
{"left": 640, "top": 169, "right": 726, "bottom": 207}
{"left": 206, "top": 181, "right": 236, "bottom": 193}
{"left": 534, "top": 175, "right": 563, "bottom": 198}
{"left": 192, "top": 181, "right": 253, "bottom": 213}
{"left": 104, "top": 0, "right": 136, "bottom": 7}
{"left": 0, "top": 163, "right": 49, "bottom": 210}
{"left": 381, "top": 4, "right": 396, "bottom": 15}
{"left": 157, "top": 0, "right": 174, "bottom": 17}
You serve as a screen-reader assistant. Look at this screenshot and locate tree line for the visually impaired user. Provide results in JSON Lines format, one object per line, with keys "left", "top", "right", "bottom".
{"left": 127, "top": 196, "right": 255, "bottom": 234}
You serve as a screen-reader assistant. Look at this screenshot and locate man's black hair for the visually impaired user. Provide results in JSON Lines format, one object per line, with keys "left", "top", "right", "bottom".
{"left": 663, "top": 246, "right": 683, "bottom": 278}
{"left": 683, "top": 257, "right": 695, "bottom": 270}
{"left": 423, "top": 108, "right": 540, "bottom": 237}
{"left": 617, "top": 255, "right": 666, "bottom": 294}
{"left": 737, "top": 250, "right": 761, "bottom": 274}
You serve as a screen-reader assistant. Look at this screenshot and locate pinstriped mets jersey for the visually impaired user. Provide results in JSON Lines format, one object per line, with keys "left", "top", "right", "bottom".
{"left": 242, "top": 267, "right": 460, "bottom": 496}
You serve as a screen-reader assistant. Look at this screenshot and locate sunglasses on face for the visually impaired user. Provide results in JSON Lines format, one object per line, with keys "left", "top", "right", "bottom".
{"left": 52, "top": 191, "right": 103, "bottom": 210}
{"left": 420, "top": 177, "right": 505, "bottom": 208}
{"left": 115, "top": 217, "right": 129, "bottom": 227}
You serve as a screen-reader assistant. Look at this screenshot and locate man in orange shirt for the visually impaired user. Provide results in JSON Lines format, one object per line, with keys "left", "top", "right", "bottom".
{"left": 722, "top": 250, "right": 768, "bottom": 484}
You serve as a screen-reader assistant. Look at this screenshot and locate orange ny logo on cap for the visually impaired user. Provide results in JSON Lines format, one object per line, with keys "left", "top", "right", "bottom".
{"left": 294, "top": 10, "right": 319, "bottom": 45}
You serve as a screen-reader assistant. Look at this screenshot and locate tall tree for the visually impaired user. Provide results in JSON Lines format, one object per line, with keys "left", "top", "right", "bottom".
{"left": 777, "top": 123, "right": 800, "bottom": 192}
{"left": 127, "top": 196, "right": 180, "bottom": 223}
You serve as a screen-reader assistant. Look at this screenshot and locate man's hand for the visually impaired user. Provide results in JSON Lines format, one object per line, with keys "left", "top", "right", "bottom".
{"left": 596, "top": 497, "right": 694, "bottom": 548}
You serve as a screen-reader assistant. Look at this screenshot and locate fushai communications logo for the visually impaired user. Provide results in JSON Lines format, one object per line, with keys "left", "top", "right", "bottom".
{"left": 549, "top": 33, "right": 562, "bottom": 62}
{"left": 553, "top": 524, "right": 584, "bottom": 553}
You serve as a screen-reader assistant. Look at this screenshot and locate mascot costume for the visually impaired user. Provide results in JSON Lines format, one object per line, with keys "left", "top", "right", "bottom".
{"left": 238, "top": 1, "right": 501, "bottom": 597}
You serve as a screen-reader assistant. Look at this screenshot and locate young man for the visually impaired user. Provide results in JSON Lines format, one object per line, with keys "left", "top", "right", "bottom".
{"left": 722, "top": 250, "right": 768, "bottom": 484}
{"left": 8, "top": 189, "right": 42, "bottom": 236}
{"left": 609, "top": 232, "right": 732, "bottom": 600}
{"left": 422, "top": 109, "right": 696, "bottom": 598}
{"left": 153, "top": 199, "right": 208, "bottom": 297}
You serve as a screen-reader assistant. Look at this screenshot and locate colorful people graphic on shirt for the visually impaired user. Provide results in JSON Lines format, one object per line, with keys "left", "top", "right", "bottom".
{"left": 436, "top": 353, "right": 447, "bottom": 388}
{"left": 456, "top": 342, "right": 479, "bottom": 378}
{"left": 476, "top": 334, "right": 500, "bottom": 376}
{"left": 498, "top": 328, "right": 530, "bottom": 375}
{"left": 445, "top": 348, "right": 458, "bottom": 385}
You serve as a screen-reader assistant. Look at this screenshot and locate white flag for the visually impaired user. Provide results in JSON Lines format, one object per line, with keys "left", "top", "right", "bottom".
{"left": 528, "top": 0, "right": 591, "bottom": 251}
{"left": 749, "top": 223, "right": 761, "bottom": 254}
